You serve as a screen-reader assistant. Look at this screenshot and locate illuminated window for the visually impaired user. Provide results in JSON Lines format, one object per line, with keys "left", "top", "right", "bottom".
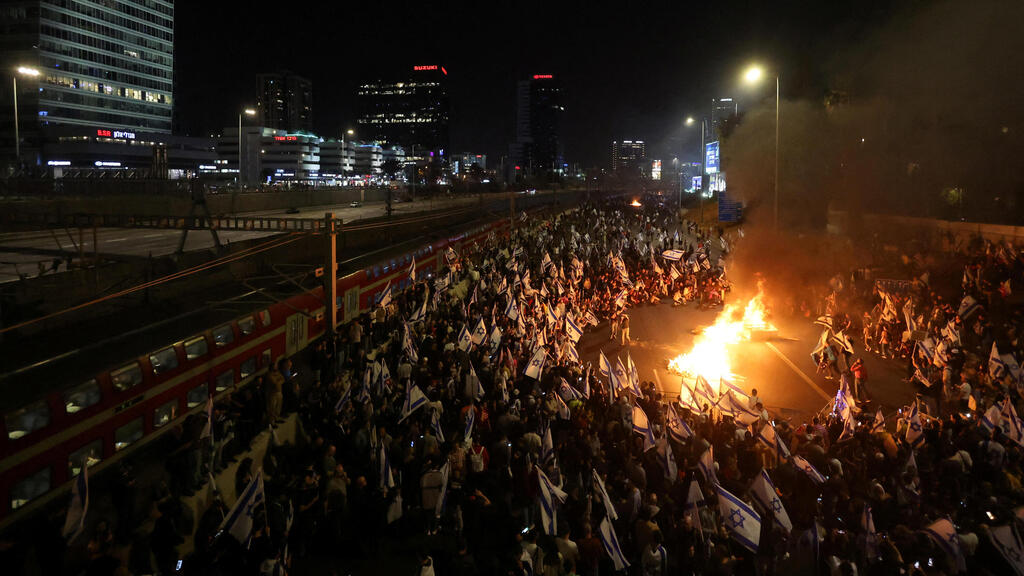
{"left": 212, "top": 324, "right": 234, "bottom": 347}
{"left": 215, "top": 369, "right": 234, "bottom": 392}
{"left": 149, "top": 346, "right": 179, "bottom": 375}
{"left": 68, "top": 439, "right": 102, "bottom": 477}
{"left": 184, "top": 336, "right": 208, "bottom": 360}
{"left": 5, "top": 401, "right": 51, "bottom": 440}
{"left": 238, "top": 316, "right": 255, "bottom": 336}
{"left": 114, "top": 418, "right": 144, "bottom": 451}
{"left": 153, "top": 399, "right": 177, "bottom": 429}
{"left": 11, "top": 467, "right": 51, "bottom": 510}
{"left": 64, "top": 380, "right": 102, "bottom": 414}
{"left": 262, "top": 348, "right": 272, "bottom": 368}
{"left": 259, "top": 309, "right": 272, "bottom": 327}
{"left": 111, "top": 363, "right": 143, "bottom": 392}
{"left": 187, "top": 383, "right": 209, "bottom": 408}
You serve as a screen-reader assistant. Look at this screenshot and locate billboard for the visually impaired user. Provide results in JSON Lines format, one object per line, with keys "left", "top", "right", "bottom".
{"left": 651, "top": 160, "right": 661, "bottom": 181}
{"left": 705, "top": 141, "right": 720, "bottom": 174}
{"left": 691, "top": 176, "right": 703, "bottom": 191}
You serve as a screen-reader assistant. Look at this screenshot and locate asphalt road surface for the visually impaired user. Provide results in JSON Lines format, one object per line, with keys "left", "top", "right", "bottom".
{"left": 577, "top": 299, "right": 919, "bottom": 427}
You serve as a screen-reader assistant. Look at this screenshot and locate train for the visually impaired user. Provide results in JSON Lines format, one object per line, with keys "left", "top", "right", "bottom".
{"left": 0, "top": 214, "right": 515, "bottom": 530}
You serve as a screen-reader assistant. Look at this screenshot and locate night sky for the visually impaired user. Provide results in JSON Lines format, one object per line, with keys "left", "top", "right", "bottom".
{"left": 174, "top": 0, "right": 899, "bottom": 167}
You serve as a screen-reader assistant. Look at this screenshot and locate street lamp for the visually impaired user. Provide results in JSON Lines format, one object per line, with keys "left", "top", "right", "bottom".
{"left": 12, "top": 66, "right": 40, "bottom": 166}
{"left": 683, "top": 115, "right": 707, "bottom": 224}
{"left": 342, "top": 128, "right": 354, "bottom": 179}
{"left": 743, "top": 64, "right": 780, "bottom": 230}
{"left": 238, "top": 108, "right": 256, "bottom": 186}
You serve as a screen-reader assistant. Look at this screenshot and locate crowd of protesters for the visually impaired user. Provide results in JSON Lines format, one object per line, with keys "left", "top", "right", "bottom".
{"left": 31, "top": 196, "right": 1024, "bottom": 576}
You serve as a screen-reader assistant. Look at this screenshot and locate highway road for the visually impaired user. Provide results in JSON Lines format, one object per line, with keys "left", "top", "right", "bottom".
{"left": 0, "top": 193, "right": 520, "bottom": 283}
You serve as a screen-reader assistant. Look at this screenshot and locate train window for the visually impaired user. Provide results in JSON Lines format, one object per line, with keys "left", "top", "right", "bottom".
{"left": 111, "top": 363, "right": 143, "bottom": 392}
{"left": 64, "top": 380, "right": 102, "bottom": 414}
{"left": 184, "top": 337, "right": 208, "bottom": 360}
{"left": 215, "top": 369, "right": 234, "bottom": 392}
{"left": 212, "top": 324, "right": 235, "bottom": 347}
{"left": 149, "top": 347, "right": 179, "bottom": 375}
{"left": 114, "top": 417, "right": 144, "bottom": 451}
{"left": 259, "top": 309, "right": 271, "bottom": 327}
{"left": 187, "top": 383, "right": 209, "bottom": 408}
{"left": 10, "top": 467, "right": 50, "bottom": 511}
{"left": 68, "top": 439, "right": 102, "bottom": 477}
{"left": 240, "top": 357, "right": 256, "bottom": 379}
{"left": 335, "top": 296, "right": 341, "bottom": 311}
{"left": 261, "top": 349, "right": 272, "bottom": 368}
{"left": 153, "top": 399, "right": 177, "bottom": 429}
{"left": 238, "top": 316, "right": 256, "bottom": 336}
{"left": 5, "top": 401, "right": 51, "bottom": 440}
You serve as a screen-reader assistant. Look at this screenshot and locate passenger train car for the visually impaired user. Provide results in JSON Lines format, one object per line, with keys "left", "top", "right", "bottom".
{"left": 0, "top": 216, "right": 513, "bottom": 529}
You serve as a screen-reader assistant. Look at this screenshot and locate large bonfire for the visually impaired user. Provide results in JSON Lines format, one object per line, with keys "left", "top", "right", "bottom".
{"left": 667, "top": 289, "right": 775, "bottom": 395}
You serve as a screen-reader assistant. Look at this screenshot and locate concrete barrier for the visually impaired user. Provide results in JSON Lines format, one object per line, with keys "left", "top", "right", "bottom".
{"left": 828, "top": 210, "right": 1024, "bottom": 249}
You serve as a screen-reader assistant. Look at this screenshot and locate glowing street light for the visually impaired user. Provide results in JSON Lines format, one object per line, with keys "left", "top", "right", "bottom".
{"left": 683, "top": 115, "right": 708, "bottom": 222}
{"left": 12, "top": 66, "right": 40, "bottom": 165}
{"left": 685, "top": 116, "right": 695, "bottom": 126}
{"left": 743, "top": 64, "right": 780, "bottom": 230}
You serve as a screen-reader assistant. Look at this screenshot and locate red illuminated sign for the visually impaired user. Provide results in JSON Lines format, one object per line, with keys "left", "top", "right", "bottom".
{"left": 273, "top": 136, "right": 298, "bottom": 141}
{"left": 97, "top": 129, "right": 112, "bottom": 137}
{"left": 441, "top": 66, "right": 448, "bottom": 76}
{"left": 533, "top": 74, "right": 553, "bottom": 79}
{"left": 414, "top": 65, "right": 438, "bottom": 71}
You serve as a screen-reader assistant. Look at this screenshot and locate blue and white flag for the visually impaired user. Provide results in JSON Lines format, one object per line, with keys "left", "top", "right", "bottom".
{"left": 756, "top": 422, "right": 791, "bottom": 459}
{"left": 626, "top": 353, "right": 641, "bottom": 396}
{"left": 378, "top": 280, "right": 392, "bottom": 308}
{"left": 585, "top": 310, "right": 600, "bottom": 326}
{"left": 592, "top": 469, "right": 618, "bottom": 521}
{"left": 558, "top": 378, "right": 584, "bottom": 403}
{"left": 555, "top": 390, "right": 571, "bottom": 419}
{"left": 334, "top": 384, "right": 352, "bottom": 413}
{"left": 989, "top": 525, "right": 1024, "bottom": 576}
{"left": 611, "top": 357, "right": 630, "bottom": 398}
{"left": 565, "top": 341, "right": 580, "bottom": 364}
{"left": 489, "top": 324, "right": 502, "bottom": 350}
{"left": 541, "top": 423, "right": 555, "bottom": 465}
{"left": 457, "top": 324, "right": 473, "bottom": 352}
{"left": 981, "top": 403, "right": 1002, "bottom": 433}
{"left": 1000, "top": 397, "right": 1024, "bottom": 446}
{"left": 409, "top": 290, "right": 428, "bottom": 323}
{"left": 430, "top": 408, "right": 445, "bottom": 443}
{"left": 408, "top": 256, "right": 416, "bottom": 282}
{"left": 435, "top": 461, "right": 450, "bottom": 519}
{"left": 504, "top": 298, "right": 520, "bottom": 321}
{"left": 537, "top": 466, "right": 567, "bottom": 536}
{"left": 958, "top": 295, "right": 981, "bottom": 320}
{"left": 749, "top": 469, "right": 792, "bottom": 533}
{"left": 657, "top": 438, "right": 678, "bottom": 482}
{"left": 661, "top": 249, "right": 685, "bottom": 261}
{"left": 378, "top": 440, "right": 395, "bottom": 490}
{"left": 871, "top": 409, "right": 886, "bottom": 433}
{"left": 666, "top": 404, "right": 693, "bottom": 443}
{"left": 403, "top": 322, "right": 419, "bottom": 363}
{"left": 862, "top": 504, "right": 880, "bottom": 562}
{"left": 62, "top": 462, "right": 89, "bottom": 541}
{"left": 464, "top": 408, "right": 475, "bottom": 444}
{"left": 614, "top": 289, "right": 628, "bottom": 309}
{"left": 598, "top": 516, "right": 631, "bottom": 571}
{"left": 906, "top": 399, "right": 925, "bottom": 448}
{"left": 599, "top": 350, "right": 612, "bottom": 379}
{"left": 922, "top": 517, "right": 967, "bottom": 572}
{"left": 220, "top": 470, "right": 265, "bottom": 545}
{"left": 565, "top": 314, "right": 583, "bottom": 344}
{"left": 685, "top": 480, "right": 705, "bottom": 541}
{"left": 400, "top": 384, "right": 428, "bottom": 422}
{"left": 525, "top": 348, "right": 547, "bottom": 380}
{"left": 632, "top": 404, "right": 656, "bottom": 452}
{"left": 791, "top": 455, "right": 826, "bottom": 484}
{"left": 698, "top": 445, "right": 717, "bottom": 484}
{"left": 468, "top": 362, "right": 485, "bottom": 401}
{"left": 541, "top": 251, "right": 553, "bottom": 271}
{"left": 716, "top": 484, "right": 762, "bottom": 553}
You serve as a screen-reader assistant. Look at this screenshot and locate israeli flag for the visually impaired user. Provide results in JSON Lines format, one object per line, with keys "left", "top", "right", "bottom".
{"left": 657, "top": 438, "right": 678, "bottom": 482}
{"left": 565, "top": 314, "right": 583, "bottom": 343}
{"left": 62, "top": 462, "right": 89, "bottom": 542}
{"left": 906, "top": 399, "right": 925, "bottom": 448}
{"left": 408, "top": 256, "right": 416, "bottom": 282}
{"left": 716, "top": 484, "right": 762, "bottom": 553}
{"left": 661, "top": 249, "right": 685, "bottom": 261}
{"left": 981, "top": 403, "right": 1002, "bottom": 433}
{"left": 537, "top": 465, "right": 568, "bottom": 536}
{"left": 871, "top": 409, "right": 886, "bottom": 433}
{"left": 598, "top": 517, "right": 631, "bottom": 571}
{"left": 489, "top": 325, "right": 502, "bottom": 350}
{"left": 409, "top": 290, "right": 428, "bottom": 323}
{"left": 525, "top": 348, "right": 547, "bottom": 380}
{"left": 565, "top": 341, "right": 580, "bottom": 364}
{"left": 470, "top": 317, "right": 487, "bottom": 345}
{"left": 666, "top": 404, "right": 693, "bottom": 443}
{"left": 626, "top": 353, "right": 641, "bottom": 396}
{"left": 791, "top": 455, "right": 827, "bottom": 484}
{"left": 592, "top": 469, "right": 618, "bottom": 520}
{"left": 378, "top": 441, "right": 395, "bottom": 490}
{"left": 989, "top": 525, "right": 1024, "bottom": 576}
{"left": 429, "top": 408, "right": 445, "bottom": 443}
{"left": 334, "top": 384, "right": 352, "bottom": 413}
{"left": 505, "top": 298, "right": 520, "bottom": 321}
{"left": 558, "top": 378, "right": 584, "bottom": 403}
{"left": 632, "top": 404, "right": 656, "bottom": 452}
{"left": 698, "top": 445, "right": 717, "bottom": 484}
{"left": 378, "top": 280, "right": 392, "bottom": 308}
{"left": 669, "top": 264, "right": 680, "bottom": 280}
{"left": 922, "top": 518, "right": 967, "bottom": 572}
{"left": 958, "top": 295, "right": 981, "bottom": 319}
{"left": 599, "top": 350, "right": 612, "bottom": 379}
{"left": 219, "top": 470, "right": 265, "bottom": 545}
{"left": 469, "top": 362, "right": 485, "bottom": 401}
{"left": 457, "top": 324, "right": 473, "bottom": 352}
{"left": 1000, "top": 397, "right": 1024, "bottom": 446}
{"left": 399, "top": 384, "right": 428, "bottom": 422}
{"left": 402, "top": 323, "right": 419, "bottom": 363}
{"left": 464, "top": 408, "right": 475, "bottom": 444}
{"left": 756, "top": 422, "right": 791, "bottom": 459}
{"left": 612, "top": 357, "right": 630, "bottom": 398}
{"left": 541, "top": 424, "right": 555, "bottom": 465}
{"left": 585, "top": 310, "right": 599, "bottom": 326}
{"left": 614, "top": 288, "right": 628, "bottom": 309}
{"left": 749, "top": 469, "right": 792, "bottom": 533}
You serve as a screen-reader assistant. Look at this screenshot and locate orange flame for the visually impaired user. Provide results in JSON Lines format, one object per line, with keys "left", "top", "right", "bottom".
{"left": 667, "top": 291, "right": 775, "bottom": 394}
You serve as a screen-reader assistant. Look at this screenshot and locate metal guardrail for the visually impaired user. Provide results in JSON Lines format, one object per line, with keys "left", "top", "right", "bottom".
{"left": 1, "top": 212, "right": 340, "bottom": 232}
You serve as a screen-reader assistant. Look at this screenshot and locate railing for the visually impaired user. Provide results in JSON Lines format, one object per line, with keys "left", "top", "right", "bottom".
{"left": 1, "top": 212, "right": 341, "bottom": 232}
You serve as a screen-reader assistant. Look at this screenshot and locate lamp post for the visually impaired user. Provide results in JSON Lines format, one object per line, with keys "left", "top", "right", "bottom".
{"left": 12, "top": 66, "right": 40, "bottom": 167}
{"left": 743, "top": 65, "right": 780, "bottom": 230}
{"left": 684, "top": 115, "right": 707, "bottom": 225}
{"left": 238, "top": 108, "right": 256, "bottom": 187}
{"left": 342, "top": 128, "right": 354, "bottom": 180}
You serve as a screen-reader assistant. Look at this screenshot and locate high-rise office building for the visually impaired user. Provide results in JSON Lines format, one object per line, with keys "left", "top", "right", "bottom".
{"left": 710, "top": 97, "right": 738, "bottom": 135}
{"left": 0, "top": 0, "right": 175, "bottom": 164}
{"left": 256, "top": 71, "right": 313, "bottom": 133}
{"left": 611, "top": 140, "right": 645, "bottom": 172}
{"left": 509, "top": 74, "right": 564, "bottom": 179}
{"left": 357, "top": 65, "right": 449, "bottom": 154}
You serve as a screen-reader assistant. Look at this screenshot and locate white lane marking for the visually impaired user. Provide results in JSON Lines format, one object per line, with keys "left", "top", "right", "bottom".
{"left": 764, "top": 341, "right": 831, "bottom": 401}
{"left": 141, "top": 233, "right": 165, "bottom": 238}
{"left": 105, "top": 238, "right": 129, "bottom": 243}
